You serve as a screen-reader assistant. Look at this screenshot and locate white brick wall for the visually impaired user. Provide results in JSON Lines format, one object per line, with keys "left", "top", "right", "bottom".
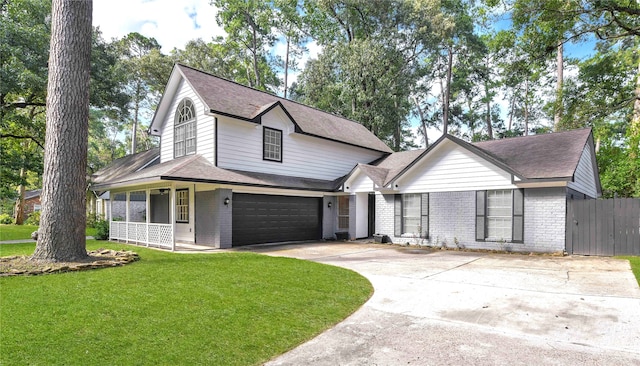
{"left": 523, "top": 188, "right": 566, "bottom": 252}
{"left": 375, "top": 188, "right": 567, "bottom": 253}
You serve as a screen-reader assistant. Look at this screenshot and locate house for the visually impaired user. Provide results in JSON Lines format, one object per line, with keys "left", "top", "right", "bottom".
{"left": 91, "top": 64, "right": 601, "bottom": 253}
{"left": 344, "top": 129, "right": 601, "bottom": 253}
{"left": 23, "top": 189, "right": 42, "bottom": 216}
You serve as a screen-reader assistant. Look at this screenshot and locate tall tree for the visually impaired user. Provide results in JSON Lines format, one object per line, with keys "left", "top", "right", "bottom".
{"left": 294, "top": 0, "right": 429, "bottom": 150}
{"left": 213, "top": 0, "right": 280, "bottom": 91}
{"left": 273, "top": 0, "right": 308, "bottom": 99}
{"left": 116, "top": 32, "right": 164, "bottom": 154}
{"left": 33, "top": 0, "right": 92, "bottom": 261}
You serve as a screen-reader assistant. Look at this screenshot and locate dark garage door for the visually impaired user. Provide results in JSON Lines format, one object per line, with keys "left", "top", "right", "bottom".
{"left": 232, "top": 193, "right": 322, "bottom": 246}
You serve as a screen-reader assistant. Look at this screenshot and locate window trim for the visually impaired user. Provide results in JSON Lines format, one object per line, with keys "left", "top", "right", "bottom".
{"left": 263, "top": 127, "right": 283, "bottom": 162}
{"left": 174, "top": 98, "right": 197, "bottom": 158}
{"left": 394, "top": 193, "right": 429, "bottom": 238}
{"left": 175, "top": 189, "right": 189, "bottom": 223}
{"left": 476, "top": 189, "right": 524, "bottom": 243}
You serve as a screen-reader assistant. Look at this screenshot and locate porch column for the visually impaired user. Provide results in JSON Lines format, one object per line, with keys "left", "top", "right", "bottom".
{"left": 145, "top": 188, "right": 150, "bottom": 247}
{"left": 125, "top": 191, "right": 131, "bottom": 243}
{"left": 170, "top": 186, "right": 175, "bottom": 252}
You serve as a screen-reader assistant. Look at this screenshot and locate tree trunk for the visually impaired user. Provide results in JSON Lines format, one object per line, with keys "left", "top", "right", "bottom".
{"left": 14, "top": 168, "right": 26, "bottom": 225}
{"left": 32, "top": 0, "right": 92, "bottom": 262}
{"left": 131, "top": 79, "right": 140, "bottom": 155}
{"left": 284, "top": 38, "right": 290, "bottom": 99}
{"left": 554, "top": 41, "right": 563, "bottom": 131}
{"left": 485, "top": 82, "right": 493, "bottom": 139}
{"left": 412, "top": 96, "right": 428, "bottom": 148}
{"left": 508, "top": 93, "right": 515, "bottom": 131}
{"left": 524, "top": 78, "right": 529, "bottom": 136}
{"left": 246, "top": 11, "right": 261, "bottom": 89}
{"left": 443, "top": 47, "right": 453, "bottom": 136}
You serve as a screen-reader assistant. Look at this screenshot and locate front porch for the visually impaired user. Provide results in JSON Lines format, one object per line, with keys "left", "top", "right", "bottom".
{"left": 109, "top": 221, "right": 175, "bottom": 250}
{"left": 108, "top": 187, "right": 178, "bottom": 250}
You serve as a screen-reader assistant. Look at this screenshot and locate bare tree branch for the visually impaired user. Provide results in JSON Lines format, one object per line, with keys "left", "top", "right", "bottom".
{"left": 0, "top": 134, "right": 44, "bottom": 149}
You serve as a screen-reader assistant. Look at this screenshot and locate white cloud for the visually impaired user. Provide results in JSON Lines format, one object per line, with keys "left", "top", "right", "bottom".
{"left": 93, "top": 0, "right": 225, "bottom": 53}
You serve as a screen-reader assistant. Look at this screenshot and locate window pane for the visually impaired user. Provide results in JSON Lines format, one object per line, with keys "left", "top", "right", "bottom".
{"left": 264, "top": 128, "right": 281, "bottom": 161}
{"left": 176, "top": 190, "right": 189, "bottom": 222}
{"left": 338, "top": 196, "right": 349, "bottom": 229}
{"left": 402, "top": 194, "right": 421, "bottom": 234}
{"left": 129, "top": 191, "right": 147, "bottom": 223}
{"left": 487, "top": 190, "right": 512, "bottom": 240}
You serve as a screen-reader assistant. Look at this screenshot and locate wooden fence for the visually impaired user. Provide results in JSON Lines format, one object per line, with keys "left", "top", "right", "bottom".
{"left": 566, "top": 198, "right": 640, "bottom": 256}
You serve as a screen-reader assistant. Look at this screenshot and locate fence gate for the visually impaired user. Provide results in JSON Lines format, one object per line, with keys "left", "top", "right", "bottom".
{"left": 566, "top": 198, "right": 640, "bottom": 256}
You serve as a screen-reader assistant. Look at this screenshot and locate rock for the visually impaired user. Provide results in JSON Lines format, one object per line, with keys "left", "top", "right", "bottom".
{"left": 31, "top": 231, "right": 39, "bottom": 240}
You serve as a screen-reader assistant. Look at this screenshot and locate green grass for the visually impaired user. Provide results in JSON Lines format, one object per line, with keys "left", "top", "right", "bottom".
{"left": 0, "top": 241, "right": 373, "bottom": 365}
{"left": 0, "top": 224, "right": 97, "bottom": 241}
{"left": 617, "top": 256, "right": 640, "bottom": 286}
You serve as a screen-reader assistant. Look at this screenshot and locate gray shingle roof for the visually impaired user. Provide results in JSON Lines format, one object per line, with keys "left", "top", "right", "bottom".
{"left": 91, "top": 154, "right": 339, "bottom": 192}
{"left": 352, "top": 149, "right": 426, "bottom": 187}
{"left": 91, "top": 148, "right": 159, "bottom": 185}
{"left": 472, "top": 128, "right": 592, "bottom": 180}
{"left": 25, "top": 189, "right": 42, "bottom": 200}
{"left": 353, "top": 128, "right": 595, "bottom": 188}
{"left": 177, "top": 64, "right": 392, "bottom": 153}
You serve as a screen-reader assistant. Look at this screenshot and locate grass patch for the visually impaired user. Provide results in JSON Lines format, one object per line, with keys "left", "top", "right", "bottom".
{"left": 617, "top": 256, "right": 640, "bottom": 286}
{"left": 0, "top": 241, "right": 372, "bottom": 365}
{"left": 0, "top": 224, "right": 97, "bottom": 241}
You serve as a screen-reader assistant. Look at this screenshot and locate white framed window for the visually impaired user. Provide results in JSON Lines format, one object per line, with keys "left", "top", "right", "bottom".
{"left": 174, "top": 99, "right": 196, "bottom": 158}
{"left": 402, "top": 194, "right": 421, "bottom": 235}
{"left": 176, "top": 189, "right": 189, "bottom": 223}
{"left": 338, "top": 196, "right": 349, "bottom": 230}
{"left": 487, "top": 189, "right": 512, "bottom": 240}
{"left": 263, "top": 127, "right": 282, "bottom": 162}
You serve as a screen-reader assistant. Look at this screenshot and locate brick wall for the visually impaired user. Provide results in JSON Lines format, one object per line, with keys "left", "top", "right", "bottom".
{"left": 375, "top": 188, "right": 566, "bottom": 253}
{"left": 523, "top": 187, "right": 566, "bottom": 252}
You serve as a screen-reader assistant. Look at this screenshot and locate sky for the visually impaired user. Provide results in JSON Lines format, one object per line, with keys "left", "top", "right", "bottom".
{"left": 92, "top": 0, "right": 588, "bottom": 146}
{"left": 93, "top": 0, "right": 225, "bottom": 54}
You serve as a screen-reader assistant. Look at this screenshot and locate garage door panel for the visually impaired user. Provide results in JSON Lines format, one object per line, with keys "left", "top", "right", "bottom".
{"left": 232, "top": 193, "right": 321, "bottom": 246}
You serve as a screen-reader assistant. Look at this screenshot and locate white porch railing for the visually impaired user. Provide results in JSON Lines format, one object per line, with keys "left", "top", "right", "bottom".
{"left": 110, "top": 221, "right": 173, "bottom": 250}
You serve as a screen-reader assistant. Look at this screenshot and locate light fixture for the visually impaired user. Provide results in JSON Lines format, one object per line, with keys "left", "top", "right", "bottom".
{"left": 328, "top": 201, "right": 332, "bottom": 208}
{"left": 159, "top": 188, "right": 167, "bottom": 195}
{"left": 224, "top": 197, "right": 230, "bottom": 205}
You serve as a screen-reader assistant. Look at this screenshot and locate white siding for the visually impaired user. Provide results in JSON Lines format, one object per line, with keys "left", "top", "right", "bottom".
{"left": 216, "top": 107, "right": 384, "bottom": 180}
{"left": 568, "top": 145, "right": 598, "bottom": 198}
{"left": 397, "top": 140, "right": 516, "bottom": 193}
{"left": 159, "top": 79, "right": 215, "bottom": 164}
{"left": 346, "top": 171, "right": 374, "bottom": 192}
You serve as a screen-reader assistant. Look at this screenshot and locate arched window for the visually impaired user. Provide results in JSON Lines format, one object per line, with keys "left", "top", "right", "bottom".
{"left": 174, "top": 98, "right": 196, "bottom": 157}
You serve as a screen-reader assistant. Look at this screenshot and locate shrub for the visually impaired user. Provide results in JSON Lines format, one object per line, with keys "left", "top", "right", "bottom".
{"left": 24, "top": 211, "right": 41, "bottom": 226}
{"left": 94, "top": 219, "right": 109, "bottom": 240}
{"left": 0, "top": 214, "right": 13, "bottom": 224}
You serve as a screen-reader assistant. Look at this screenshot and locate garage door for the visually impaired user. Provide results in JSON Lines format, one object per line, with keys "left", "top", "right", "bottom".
{"left": 232, "top": 193, "right": 322, "bottom": 246}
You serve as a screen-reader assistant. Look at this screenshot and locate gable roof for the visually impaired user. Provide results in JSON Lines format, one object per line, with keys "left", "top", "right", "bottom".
{"left": 347, "top": 128, "right": 598, "bottom": 189}
{"left": 91, "top": 148, "right": 160, "bottom": 185}
{"left": 151, "top": 64, "right": 392, "bottom": 154}
{"left": 348, "top": 149, "right": 425, "bottom": 188}
{"left": 472, "top": 128, "right": 593, "bottom": 180}
{"left": 91, "top": 153, "right": 340, "bottom": 192}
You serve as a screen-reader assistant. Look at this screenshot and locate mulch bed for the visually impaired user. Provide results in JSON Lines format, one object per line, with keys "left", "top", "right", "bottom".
{"left": 0, "top": 249, "right": 139, "bottom": 277}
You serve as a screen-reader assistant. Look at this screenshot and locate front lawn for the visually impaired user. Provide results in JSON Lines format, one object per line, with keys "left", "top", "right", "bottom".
{"left": 0, "top": 241, "right": 372, "bottom": 365}
{"left": 618, "top": 256, "right": 640, "bottom": 286}
{"left": 0, "top": 224, "right": 96, "bottom": 241}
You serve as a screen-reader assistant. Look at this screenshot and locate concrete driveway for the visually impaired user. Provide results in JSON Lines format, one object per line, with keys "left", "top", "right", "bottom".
{"left": 238, "top": 243, "right": 640, "bottom": 365}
